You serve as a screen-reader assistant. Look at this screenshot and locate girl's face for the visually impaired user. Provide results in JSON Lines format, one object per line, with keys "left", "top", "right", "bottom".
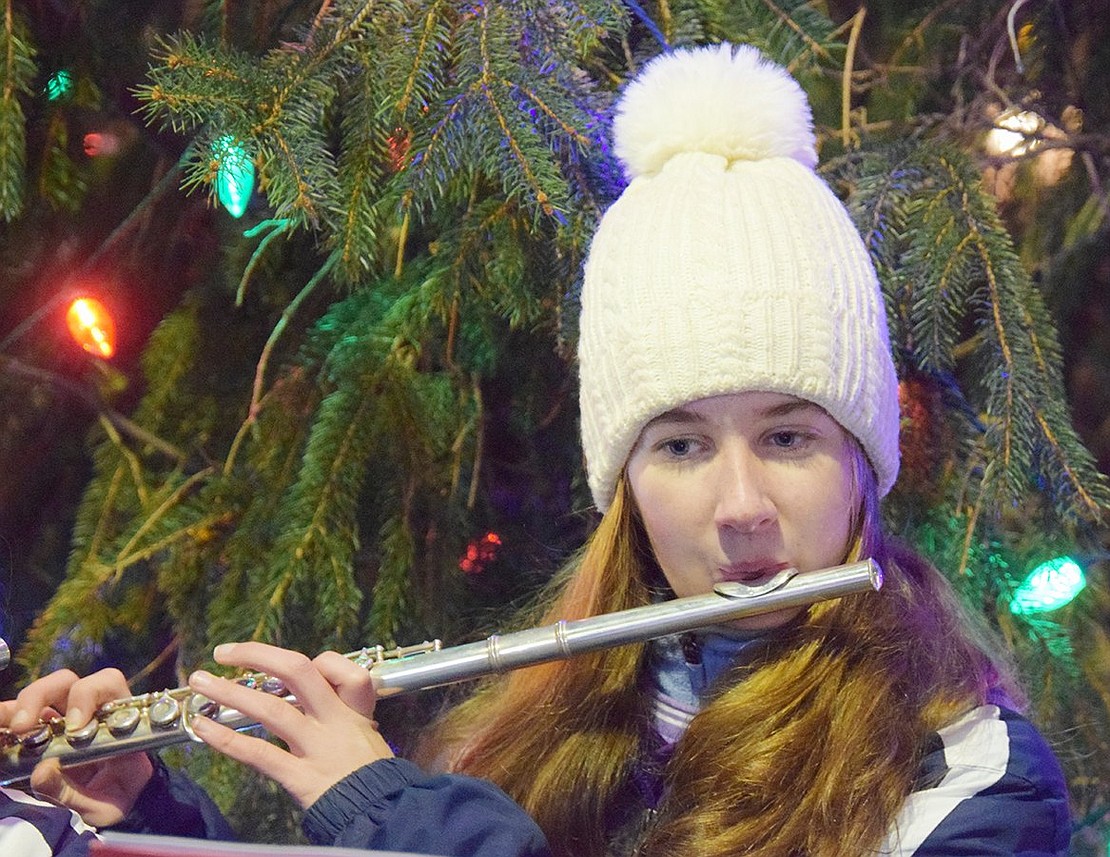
{"left": 626, "top": 391, "right": 857, "bottom": 631}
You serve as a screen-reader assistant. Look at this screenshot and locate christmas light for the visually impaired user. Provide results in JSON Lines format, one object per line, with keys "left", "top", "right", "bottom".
{"left": 65, "top": 297, "right": 116, "bottom": 358}
{"left": 45, "top": 70, "right": 74, "bottom": 102}
{"left": 459, "top": 531, "right": 502, "bottom": 575}
{"left": 213, "top": 135, "right": 254, "bottom": 218}
{"left": 83, "top": 132, "right": 122, "bottom": 157}
{"left": 1009, "top": 556, "right": 1086, "bottom": 615}
{"left": 387, "top": 127, "right": 411, "bottom": 172}
{"left": 985, "top": 109, "right": 1043, "bottom": 157}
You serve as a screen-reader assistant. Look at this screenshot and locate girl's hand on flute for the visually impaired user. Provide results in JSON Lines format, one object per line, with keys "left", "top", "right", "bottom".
{"left": 187, "top": 641, "right": 394, "bottom": 809}
{"left": 0, "top": 668, "right": 153, "bottom": 826}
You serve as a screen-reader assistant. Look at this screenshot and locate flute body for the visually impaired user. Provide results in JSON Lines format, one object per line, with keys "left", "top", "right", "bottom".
{"left": 0, "top": 559, "right": 881, "bottom": 787}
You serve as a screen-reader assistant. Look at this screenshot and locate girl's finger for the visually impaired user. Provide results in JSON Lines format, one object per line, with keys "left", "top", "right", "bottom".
{"left": 187, "top": 670, "right": 309, "bottom": 753}
{"left": 9, "top": 670, "right": 79, "bottom": 731}
{"left": 187, "top": 715, "right": 305, "bottom": 800}
{"left": 64, "top": 669, "right": 132, "bottom": 730}
{"left": 211, "top": 642, "right": 340, "bottom": 720}
{"left": 312, "top": 651, "right": 377, "bottom": 717}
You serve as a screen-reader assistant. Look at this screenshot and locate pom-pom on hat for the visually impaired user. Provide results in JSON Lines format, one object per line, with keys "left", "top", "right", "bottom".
{"left": 578, "top": 44, "right": 900, "bottom": 512}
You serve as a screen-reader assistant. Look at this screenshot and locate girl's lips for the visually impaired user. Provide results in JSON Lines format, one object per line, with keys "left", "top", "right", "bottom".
{"left": 717, "top": 560, "right": 790, "bottom": 583}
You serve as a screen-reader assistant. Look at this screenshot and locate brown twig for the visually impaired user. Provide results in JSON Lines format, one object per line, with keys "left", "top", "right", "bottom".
{"left": 0, "top": 355, "right": 186, "bottom": 462}
{"left": 127, "top": 634, "right": 181, "bottom": 686}
{"left": 224, "top": 250, "right": 338, "bottom": 475}
{"left": 842, "top": 7, "right": 867, "bottom": 149}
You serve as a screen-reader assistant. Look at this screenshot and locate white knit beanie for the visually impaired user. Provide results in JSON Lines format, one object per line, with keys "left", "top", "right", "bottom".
{"left": 578, "top": 43, "right": 900, "bottom": 512}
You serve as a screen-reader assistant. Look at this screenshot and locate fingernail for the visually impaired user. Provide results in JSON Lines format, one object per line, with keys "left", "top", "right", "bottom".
{"left": 9, "top": 710, "right": 33, "bottom": 731}
{"left": 190, "top": 670, "right": 213, "bottom": 689}
{"left": 189, "top": 714, "right": 213, "bottom": 736}
{"left": 64, "top": 709, "right": 85, "bottom": 731}
{"left": 213, "top": 643, "right": 235, "bottom": 659}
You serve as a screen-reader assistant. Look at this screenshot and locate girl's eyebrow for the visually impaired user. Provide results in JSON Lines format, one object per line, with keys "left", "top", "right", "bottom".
{"left": 641, "top": 408, "right": 706, "bottom": 429}
{"left": 643, "top": 399, "right": 827, "bottom": 430}
{"left": 762, "top": 399, "right": 827, "bottom": 419}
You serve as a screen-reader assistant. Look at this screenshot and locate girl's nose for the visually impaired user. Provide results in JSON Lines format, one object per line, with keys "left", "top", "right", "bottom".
{"left": 713, "top": 444, "right": 777, "bottom": 534}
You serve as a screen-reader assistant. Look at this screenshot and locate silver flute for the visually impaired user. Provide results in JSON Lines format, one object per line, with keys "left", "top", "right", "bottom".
{"left": 0, "top": 559, "right": 881, "bottom": 786}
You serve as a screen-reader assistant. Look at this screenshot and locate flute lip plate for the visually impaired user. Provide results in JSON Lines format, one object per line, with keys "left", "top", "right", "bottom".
{"left": 713, "top": 567, "right": 797, "bottom": 599}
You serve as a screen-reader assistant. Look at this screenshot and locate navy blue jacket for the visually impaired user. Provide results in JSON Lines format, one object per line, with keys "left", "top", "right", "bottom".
{"left": 1, "top": 708, "right": 1068, "bottom": 855}
{"left": 302, "top": 758, "right": 549, "bottom": 856}
{"left": 0, "top": 786, "right": 98, "bottom": 857}
{"left": 125, "top": 705, "right": 1066, "bottom": 855}
{"left": 882, "top": 704, "right": 1070, "bottom": 855}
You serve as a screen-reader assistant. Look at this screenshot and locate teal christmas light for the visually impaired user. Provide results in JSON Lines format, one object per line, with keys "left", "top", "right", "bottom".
{"left": 45, "top": 69, "right": 74, "bottom": 102}
{"left": 213, "top": 135, "right": 254, "bottom": 218}
{"left": 1009, "top": 556, "right": 1086, "bottom": 615}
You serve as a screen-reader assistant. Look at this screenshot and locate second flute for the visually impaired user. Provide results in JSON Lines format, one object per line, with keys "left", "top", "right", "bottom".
{"left": 0, "top": 559, "right": 882, "bottom": 787}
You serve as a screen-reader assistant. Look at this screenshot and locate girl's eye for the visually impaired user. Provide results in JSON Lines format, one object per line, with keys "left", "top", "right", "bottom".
{"left": 770, "top": 431, "right": 796, "bottom": 447}
{"left": 769, "top": 430, "right": 806, "bottom": 449}
{"left": 661, "top": 437, "right": 697, "bottom": 457}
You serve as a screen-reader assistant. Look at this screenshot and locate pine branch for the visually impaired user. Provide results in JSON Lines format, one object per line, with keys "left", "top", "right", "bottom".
{"left": 246, "top": 379, "right": 376, "bottom": 645}
{"left": 208, "top": 375, "right": 322, "bottom": 648}
{"left": 37, "top": 114, "right": 86, "bottom": 213}
{"left": 931, "top": 151, "right": 1107, "bottom": 520}
{"left": 0, "top": 0, "right": 34, "bottom": 221}
{"left": 756, "top": 0, "right": 836, "bottom": 66}
{"left": 835, "top": 139, "right": 1108, "bottom": 532}
{"left": 242, "top": 281, "right": 422, "bottom": 646}
{"left": 368, "top": 497, "right": 416, "bottom": 645}
{"left": 393, "top": 0, "right": 451, "bottom": 117}
{"left": 135, "top": 34, "right": 263, "bottom": 133}
{"left": 112, "top": 467, "right": 215, "bottom": 574}
{"left": 695, "top": 0, "right": 839, "bottom": 74}
{"left": 19, "top": 464, "right": 225, "bottom": 672}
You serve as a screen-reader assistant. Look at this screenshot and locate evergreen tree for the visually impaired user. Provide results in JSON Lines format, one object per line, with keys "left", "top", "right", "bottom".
{"left": 0, "top": 0, "right": 1107, "bottom": 849}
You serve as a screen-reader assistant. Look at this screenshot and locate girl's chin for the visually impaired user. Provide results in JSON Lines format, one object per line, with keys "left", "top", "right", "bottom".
{"left": 725, "top": 605, "right": 805, "bottom": 633}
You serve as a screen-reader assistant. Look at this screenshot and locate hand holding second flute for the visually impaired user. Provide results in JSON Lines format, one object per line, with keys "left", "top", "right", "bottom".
{"left": 0, "top": 667, "right": 153, "bottom": 826}
{"left": 186, "top": 641, "right": 395, "bottom": 809}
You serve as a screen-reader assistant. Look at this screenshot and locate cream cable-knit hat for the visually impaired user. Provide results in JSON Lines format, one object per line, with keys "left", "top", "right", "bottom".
{"left": 578, "top": 43, "right": 900, "bottom": 512}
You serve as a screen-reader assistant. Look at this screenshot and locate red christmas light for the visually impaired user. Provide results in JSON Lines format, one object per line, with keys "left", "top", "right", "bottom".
{"left": 387, "top": 127, "right": 411, "bottom": 173}
{"left": 459, "top": 531, "right": 502, "bottom": 575}
{"left": 66, "top": 297, "right": 116, "bottom": 358}
{"left": 83, "top": 132, "right": 122, "bottom": 157}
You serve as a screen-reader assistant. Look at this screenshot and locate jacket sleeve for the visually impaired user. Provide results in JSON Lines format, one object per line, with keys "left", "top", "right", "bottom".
{"left": 303, "top": 757, "right": 552, "bottom": 857}
{"left": 107, "top": 755, "right": 237, "bottom": 842}
{"left": 0, "top": 786, "right": 99, "bottom": 857}
{"left": 884, "top": 705, "right": 1071, "bottom": 856}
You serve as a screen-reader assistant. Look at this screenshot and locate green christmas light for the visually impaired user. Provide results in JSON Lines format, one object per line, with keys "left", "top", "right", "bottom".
{"left": 1009, "top": 556, "right": 1086, "bottom": 615}
{"left": 45, "top": 69, "right": 74, "bottom": 102}
{"left": 213, "top": 135, "right": 254, "bottom": 218}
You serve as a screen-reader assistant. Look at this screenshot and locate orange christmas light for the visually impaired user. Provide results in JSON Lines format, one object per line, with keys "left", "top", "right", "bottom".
{"left": 66, "top": 297, "right": 116, "bottom": 358}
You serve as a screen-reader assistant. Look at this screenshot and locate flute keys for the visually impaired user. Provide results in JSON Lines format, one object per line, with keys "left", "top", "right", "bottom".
{"left": 20, "top": 724, "right": 54, "bottom": 755}
{"left": 65, "top": 718, "right": 101, "bottom": 746}
{"left": 148, "top": 695, "right": 182, "bottom": 729}
{"left": 180, "top": 693, "right": 220, "bottom": 744}
{"left": 260, "top": 677, "right": 287, "bottom": 696}
{"left": 107, "top": 708, "right": 141, "bottom": 738}
{"left": 187, "top": 693, "right": 220, "bottom": 720}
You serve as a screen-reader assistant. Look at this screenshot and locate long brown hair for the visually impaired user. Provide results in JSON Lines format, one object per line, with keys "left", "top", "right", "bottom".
{"left": 429, "top": 447, "right": 1018, "bottom": 856}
